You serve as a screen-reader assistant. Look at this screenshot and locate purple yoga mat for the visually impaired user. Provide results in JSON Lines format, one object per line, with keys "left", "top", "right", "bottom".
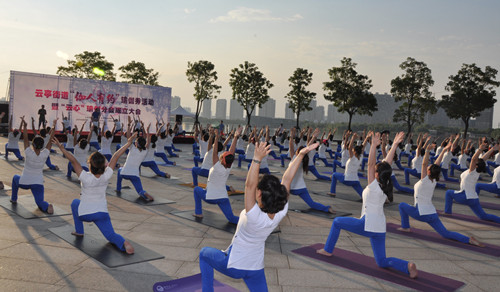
{"left": 386, "top": 223, "right": 500, "bottom": 257}
{"left": 437, "top": 210, "right": 500, "bottom": 228}
{"left": 479, "top": 201, "right": 500, "bottom": 211}
{"left": 153, "top": 273, "right": 240, "bottom": 292}
{"left": 293, "top": 243, "right": 464, "bottom": 292}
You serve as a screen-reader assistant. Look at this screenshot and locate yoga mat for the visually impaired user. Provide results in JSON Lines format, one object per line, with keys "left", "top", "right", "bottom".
{"left": 178, "top": 183, "right": 243, "bottom": 195}
{"left": 106, "top": 190, "right": 175, "bottom": 206}
{"left": 293, "top": 243, "right": 465, "bottom": 292}
{"left": 478, "top": 201, "right": 500, "bottom": 211}
{"left": 386, "top": 223, "right": 500, "bottom": 257}
{"left": 0, "top": 184, "right": 12, "bottom": 191}
{"left": 291, "top": 207, "right": 352, "bottom": 220}
{"left": 0, "top": 156, "right": 23, "bottom": 162}
{"left": 153, "top": 273, "right": 240, "bottom": 292}
{"left": 0, "top": 196, "right": 70, "bottom": 219}
{"left": 312, "top": 191, "right": 362, "bottom": 203}
{"left": 49, "top": 225, "right": 164, "bottom": 268}
{"left": 437, "top": 210, "right": 500, "bottom": 228}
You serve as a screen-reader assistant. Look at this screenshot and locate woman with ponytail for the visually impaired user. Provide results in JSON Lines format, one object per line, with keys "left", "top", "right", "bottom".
{"left": 11, "top": 116, "right": 56, "bottom": 214}
{"left": 5, "top": 114, "right": 24, "bottom": 160}
{"left": 140, "top": 132, "right": 171, "bottom": 178}
{"left": 116, "top": 123, "right": 154, "bottom": 201}
{"left": 318, "top": 132, "right": 418, "bottom": 279}
{"left": 67, "top": 123, "right": 90, "bottom": 178}
{"left": 99, "top": 121, "right": 115, "bottom": 162}
{"left": 53, "top": 133, "right": 137, "bottom": 254}
{"left": 199, "top": 139, "right": 318, "bottom": 291}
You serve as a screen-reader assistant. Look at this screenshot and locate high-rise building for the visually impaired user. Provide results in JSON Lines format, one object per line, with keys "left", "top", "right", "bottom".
{"left": 230, "top": 99, "right": 244, "bottom": 120}
{"left": 259, "top": 98, "right": 276, "bottom": 118}
{"left": 215, "top": 99, "right": 227, "bottom": 120}
{"left": 302, "top": 100, "right": 317, "bottom": 121}
{"left": 315, "top": 106, "right": 325, "bottom": 122}
{"left": 201, "top": 99, "right": 212, "bottom": 118}
{"left": 171, "top": 96, "right": 181, "bottom": 109}
{"left": 327, "top": 104, "right": 335, "bottom": 122}
{"left": 285, "top": 102, "right": 295, "bottom": 120}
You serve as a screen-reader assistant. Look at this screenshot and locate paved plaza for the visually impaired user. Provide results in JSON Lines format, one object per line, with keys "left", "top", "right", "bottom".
{"left": 1, "top": 136, "right": 500, "bottom": 291}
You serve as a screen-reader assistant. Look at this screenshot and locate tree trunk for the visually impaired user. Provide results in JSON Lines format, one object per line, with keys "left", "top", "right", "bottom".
{"left": 348, "top": 113, "right": 353, "bottom": 131}
{"left": 463, "top": 117, "right": 470, "bottom": 139}
{"left": 407, "top": 120, "right": 412, "bottom": 138}
{"left": 246, "top": 112, "right": 251, "bottom": 127}
{"left": 195, "top": 100, "right": 201, "bottom": 124}
{"left": 296, "top": 111, "right": 300, "bottom": 129}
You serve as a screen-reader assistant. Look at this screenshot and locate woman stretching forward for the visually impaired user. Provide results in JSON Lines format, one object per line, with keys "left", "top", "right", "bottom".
{"left": 317, "top": 132, "right": 418, "bottom": 279}
{"left": 53, "top": 133, "right": 136, "bottom": 254}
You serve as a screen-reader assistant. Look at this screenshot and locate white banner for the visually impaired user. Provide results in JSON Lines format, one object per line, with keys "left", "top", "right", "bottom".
{"left": 9, "top": 71, "right": 171, "bottom": 133}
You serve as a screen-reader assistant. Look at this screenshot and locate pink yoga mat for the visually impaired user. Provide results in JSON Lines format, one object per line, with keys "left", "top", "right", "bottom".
{"left": 437, "top": 210, "right": 500, "bottom": 228}
{"left": 153, "top": 273, "right": 239, "bottom": 292}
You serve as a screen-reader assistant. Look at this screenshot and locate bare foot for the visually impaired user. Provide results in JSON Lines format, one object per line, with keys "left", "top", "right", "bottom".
{"left": 316, "top": 249, "right": 333, "bottom": 256}
{"left": 397, "top": 227, "right": 411, "bottom": 232}
{"left": 143, "top": 193, "right": 154, "bottom": 202}
{"left": 47, "top": 204, "right": 54, "bottom": 214}
{"left": 0, "top": 181, "right": 4, "bottom": 190}
{"left": 123, "top": 240, "right": 135, "bottom": 254}
{"left": 229, "top": 186, "right": 235, "bottom": 193}
{"left": 193, "top": 213, "right": 203, "bottom": 218}
{"left": 328, "top": 206, "right": 336, "bottom": 214}
{"left": 408, "top": 262, "right": 418, "bottom": 279}
{"left": 10, "top": 199, "right": 17, "bottom": 204}
{"left": 173, "top": 162, "right": 176, "bottom": 166}
{"left": 469, "top": 236, "right": 485, "bottom": 247}
{"left": 327, "top": 192, "right": 336, "bottom": 197}
{"left": 54, "top": 165, "right": 59, "bottom": 171}
{"left": 164, "top": 173, "right": 171, "bottom": 178}
{"left": 71, "top": 231, "right": 84, "bottom": 237}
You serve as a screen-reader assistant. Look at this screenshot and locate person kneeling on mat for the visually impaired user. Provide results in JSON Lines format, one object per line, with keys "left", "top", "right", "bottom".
{"left": 199, "top": 140, "right": 316, "bottom": 291}
{"left": 53, "top": 134, "right": 136, "bottom": 254}
{"left": 193, "top": 128, "right": 242, "bottom": 224}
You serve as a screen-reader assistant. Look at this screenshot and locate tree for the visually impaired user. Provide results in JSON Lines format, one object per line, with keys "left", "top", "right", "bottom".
{"left": 57, "top": 51, "right": 116, "bottom": 81}
{"left": 391, "top": 57, "right": 437, "bottom": 136}
{"left": 186, "top": 60, "right": 221, "bottom": 124}
{"left": 119, "top": 61, "right": 159, "bottom": 86}
{"left": 229, "top": 61, "right": 274, "bottom": 126}
{"left": 439, "top": 63, "right": 499, "bottom": 137}
{"left": 285, "top": 68, "right": 317, "bottom": 128}
{"left": 323, "top": 57, "right": 377, "bottom": 130}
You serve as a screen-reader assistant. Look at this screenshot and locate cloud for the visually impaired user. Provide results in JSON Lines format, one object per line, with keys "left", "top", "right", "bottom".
{"left": 438, "top": 35, "right": 464, "bottom": 42}
{"left": 210, "top": 7, "right": 303, "bottom": 23}
{"left": 56, "top": 50, "right": 69, "bottom": 60}
{"left": 184, "top": 8, "right": 195, "bottom": 14}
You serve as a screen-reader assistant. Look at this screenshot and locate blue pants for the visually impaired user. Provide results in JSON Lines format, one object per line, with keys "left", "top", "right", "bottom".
{"left": 291, "top": 188, "right": 329, "bottom": 212}
{"left": 314, "top": 154, "right": 333, "bottom": 167}
{"left": 391, "top": 175, "right": 414, "bottom": 194}
{"left": 330, "top": 173, "right": 363, "bottom": 197}
{"left": 194, "top": 149, "right": 201, "bottom": 157}
{"left": 67, "top": 162, "right": 89, "bottom": 177}
{"left": 404, "top": 168, "right": 420, "bottom": 185}
{"left": 115, "top": 144, "right": 130, "bottom": 154}
{"left": 269, "top": 150, "right": 279, "bottom": 160}
{"left": 172, "top": 144, "right": 181, "bottom": 152}
{"left": 332, "top": 160, "right": 345, "bottom": 172}
{"left": 323, "top": 216, "right": 409, "bottom": 274}
{"left": 89, "top": 141, "right": 100, "bottom": 151}
{"left": 71, "top": 199, "right": 125, "bottom": 251}
{"left": 103, "top": 154, "right": 112, "bottom": 162}
{"left": 441, "top": 168, "right": 459, "bottom": 182}
{"left": 45, "top": 156, "right": 57, "bottom": 170}
{"left": 246, "top": 162, "right": 270, "bottom": 175}
{"left": 279, "top": 154, "right": 290, "bottom": 167}
{"left": 445, "top": 190, "right": 500, "bottom": 223}
{"left": 11, "top": 175, "right": 49, "bottom": 212}
{"left": 399, "top": 202, "right": 469, "bottom": 243}
{"left": 192, "top": 167, "right": 209, "bottom": 186}
{"left": 63, "top": 144, "right": 74, "bottom": 154}
{"left": 140, "top": 161, "right": 166, "bottom": 177}
{"left": 279, "top": 145, "right": 288, "bottom": 153}
{"left": 193, "top": 187, "right": 239, "bottom": 224}
{"left": 194, "top": 155, "right": 204, "bottom": 167}
{"left": 449, "top": 164, "right": 467, "bottom": 177}
{"left": 394, "top": 160, "right": 405, "bottom": 171}
{"left": 476, "top": 182, "right": 500, "bottom": 196}
{"left": 361, "top": 157, "right": 368, "bottom": 171}
{"left": 154, "top": 152, "right": 175, "bottom": 165}
{"left": 200, "top": 246, "right": 267, "bottom": 292}
{"left": 5, "top": 144, "right": 24, "bottom": 160}
{"left": 117, "top": 168, "right": 147, "bottom": 198}
{"left": 238, "top": 155, "right": 252, "bottom": 168}
{"left": 164, "top": 146, "right": 178, "bottom": 157}
{"left": 308, "top": 165, "right": 330, "bottom": 180}
{"left": 192, "top": 143, "right": 199, "bottom": 154}
{"left": 326, "top": 149, "right": 335, "bottom": 159}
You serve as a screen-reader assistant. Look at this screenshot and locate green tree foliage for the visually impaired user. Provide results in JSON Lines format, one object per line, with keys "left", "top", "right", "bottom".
{"left": 285, "top": 68, "right": 317, "bottom": 128}
{"left": 57, "top": 51, "right": 116, "bottom": 81}
{"left": 323, "top": 57, "right": 377, "bottom": 130}
{"left": 391, "top": 57, "right": 436, "bottom": 137}
{"left": 119, "top": 61, "right": 159, "bottom": 86}
{"left": 439, "top": 63, "right": 499, "bottom": 137}
{"left": 229, "top": 61, "right": 274, "bottom": 126}
{"left": 186, "top": 60, "right": 221, "bottom": 124}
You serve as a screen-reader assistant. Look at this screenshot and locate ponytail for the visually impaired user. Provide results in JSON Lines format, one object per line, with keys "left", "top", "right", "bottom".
{"left": 376, "top": 162, "right": 393, "bottom": 202}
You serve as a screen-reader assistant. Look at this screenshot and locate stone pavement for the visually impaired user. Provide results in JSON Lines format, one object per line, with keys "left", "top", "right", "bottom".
{"left": 0, "top": 136, "right": 500, "bottom": 291}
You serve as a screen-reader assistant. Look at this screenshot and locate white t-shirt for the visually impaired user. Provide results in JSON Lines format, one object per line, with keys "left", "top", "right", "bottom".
{"left": 206, "top": 162, "right": 232, "bottom": 200}
{"left": 143, "top": 145, "right": 156, "bottom": 162}
{"left": 201, "top": 149, "right": 214, "bottom": 170}
{"left": 62, "top": 119, "right": 71, "bottom": 129}
{"left": 318, "top": 144, "right": 327, "bottom": 159}
{"left": 435, "top": 146, "right": 443, "bottom": 157}
{"left": 458, "top": 169, "right": 480, "bottom": 199}
{"left": 19, "top": 148, "right": 50, "bottom": 185}
{"left": 199, "top": 140, "right": 209, "bottom": 158}
{"left": 245, "top": 143, "right": 255, "bottom": 160}
{"left": 441, "top": 152, "right": 453, "bottom": 170}
{"left": 340, "top": 149, "right": 349, "bottom": 166}
{"left": 66, "top": 133, "right": 76, "bottom": 149}
{"left": 493, "top": 153, "right": 500, "bottom": 165}
{"left": 344, "top": 156, "right": 360, "bottom": 181}
{"left": 236, "top": 138, "right": 244, "bottom": 150}
{"left": 78, "top": 167, "right": 114, "bottom": 216}
{"left": 120, "top": 135, "right": 128, "bottom": 146}
{"left": 7, "top": 132, "right": 20, "bottom": 149}
{"left": 492, "top": 166, "right": 500, "bottom": 189}
{"left": 100, "top": 137, "right": 113, "bottom": 155}
{"left": 414, "top": 175, "right": 437, "bottom": 215}
{"left": 360, "top": 180, "right": 386, "bottom": 233}
{"left": 165, "top": 134, "right": 173, "bottom": 147}
{"left": 120, "top": 146, "right": 147, "bottom": 176}
{"left": 227, "top": 202, "right": 289, "bottom": 270}
{"left": 260, "top": 154, "right": 269, "bottom": 169}
{"left": 404, "top": 143, "right": 412, "bottom": 153}
{"left": 307, "top": 150, "right": 316, "bottom": 166}
{"left": 89, "top": 132, "right": 98, "bottom": 143}
{"left": 114, "top": 120, "right": 122, "bottom": 131}
{"left": 412, "top": 156, "right": 423, "bottom": 173}
{"left": 458, "top": 154, "right": 469, "bottom": 169}
{"left": 290, "top": 155, "right": 307, "bottom": 190}
{"left": 155, "top": 137, "right": 167, "bottom": 154}
{"left": 75, "top": 145, "right": 90, "bottom": 166}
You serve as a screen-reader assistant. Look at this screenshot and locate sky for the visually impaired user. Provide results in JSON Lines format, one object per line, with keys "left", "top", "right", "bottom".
{"left": 1, "top": 0, "right": 499, "bottom": 127}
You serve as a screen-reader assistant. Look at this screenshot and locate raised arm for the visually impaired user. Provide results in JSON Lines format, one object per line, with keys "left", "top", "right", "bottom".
{"left": 109, "top": 132, "right": 137, "bottom": 170}
{"left": 367, "top": 132, "right": 381, "bottom": 184}
{"left": 53, "top": 137, "right": 83, "bottom": 176}
{"left": 21, "top": 117, "right": 29, "bottom": 149}
{"left": 348, "top": 132, "right": 358, "bottom": 158}
{"left": 212, "top": 129, "right": 221, "bottom": 165}
{"left": 145, "top": 123, "right": 151, "bottom": 149}
{"left": 8, "top": 115, "right": 13, "bottom": 132}
{"left": 244, "top": 142, "right": 272, "bottom": 211}
{"left": 101, "top": 120, "right": 106, "bottom": 136}
{"left": 289, "top": 128, "right": 296, "bottom": 155}
{"left": 31, "top": 117, "right": 38, "bottom": 136}
{"left": 206, "top": 128, "right": 215, "bottom": 152}
{"left": 470, "top": 143, "right": 488, "bottom": 172}
{"left": 385, "top": 132, "right": 405, "bottom": 165}
{"left": 415, "top": 133, "right": 424, "bottom": 157}
{"left": 45, "top": 119, "right": 58, "bottom": 150}
{"left": 228, "top": 127, "right": 242, "bottom": 154}
{"left": 282, "top": 142, "right": 319, "bottom": 192}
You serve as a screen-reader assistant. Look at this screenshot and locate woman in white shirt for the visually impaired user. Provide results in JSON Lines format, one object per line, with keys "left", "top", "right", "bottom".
{"left": 11, "top": 117, "right": 57, "bottom": 214}
{"left": 99, "top": 122, "right": 116, "bottom": 162}
{"left": 445, "top": 143, "right": 500, "bottom": 223}
{"left": 88, "top": 124, "right": 101, "bottom": 151}
{"left": 5, "top": 115, "right": 24, "bottom": 160}
{"left": 31, "top": 117, "right": 59, "bottom": 170}
{"left": 116, "top": 124, "right": 154, "bottom": 201}
{"left": 67, "top": 136, "right": 90, "bottom": 178}
{"left": 398, "top": 140, "right": 483, "bottom": 246}
{"left": 141, "top": 134, "right": 171, "bottom": 178}
{"left": 332, "top": 131, "right": 351, "bottom": 172}
{"left": 318, "top": 132, "right": 418, "bottom": 279}
{"left": 476, "top": 163, "right": 500, "bottom": 196}
{"left": 53, "top": 133, "right": 136, "bottom": 254}
{"left": 449, "top": 139, "right": 471, "bottom": 177}
{"left": 200, "top": 140, "right": 317, "bottom": 291}
{"left": 155, "top": 129, "right": 176, "bottom": 166}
